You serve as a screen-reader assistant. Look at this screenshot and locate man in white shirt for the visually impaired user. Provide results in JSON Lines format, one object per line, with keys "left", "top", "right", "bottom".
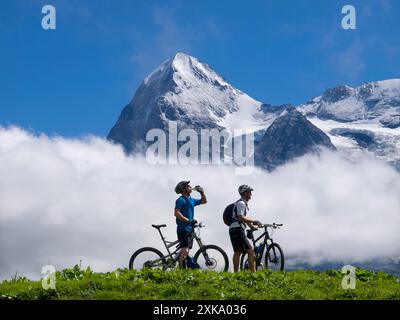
{"left": 229, "top": 185, "right": 261, "bottom": 273}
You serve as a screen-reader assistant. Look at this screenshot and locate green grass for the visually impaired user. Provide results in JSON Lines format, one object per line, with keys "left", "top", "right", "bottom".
{"left": 1, "top": 265, "right": 399, "bottom": 300}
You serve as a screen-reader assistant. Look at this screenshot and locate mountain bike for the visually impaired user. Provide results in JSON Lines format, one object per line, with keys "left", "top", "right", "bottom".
{"left": 240, "top": 223, "right": 284, "bottom": 271}
{"left": 129, "top": 222, "right": 229, "bottom": 271}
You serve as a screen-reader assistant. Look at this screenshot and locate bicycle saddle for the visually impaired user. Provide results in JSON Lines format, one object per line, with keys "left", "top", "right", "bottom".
{"left": 151, "top": 224, "right": 167, "bottom": 229}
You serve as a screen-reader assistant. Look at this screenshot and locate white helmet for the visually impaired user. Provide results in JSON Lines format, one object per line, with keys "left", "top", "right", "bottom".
{"left": 238, "top": 184, "right": 253, "bottom": 195}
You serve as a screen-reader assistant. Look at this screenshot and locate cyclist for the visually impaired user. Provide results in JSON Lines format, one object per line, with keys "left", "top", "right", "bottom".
{"left": 229, "top": 185, "right": 262, "bottom": 273}
{"left": 174, "top": 180, "right": 207, "bottom": 268}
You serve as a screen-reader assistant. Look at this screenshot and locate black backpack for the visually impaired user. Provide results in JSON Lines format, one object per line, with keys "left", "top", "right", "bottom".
{"left": 223, "top": 202, "right": 238, "bottom": 226}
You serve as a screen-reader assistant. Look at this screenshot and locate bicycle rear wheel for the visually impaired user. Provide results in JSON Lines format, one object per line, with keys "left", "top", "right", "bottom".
{"left": 240, "top": 252, "right": 264, "bottom": 271}
{"left": 193, "top": 245, "right": 229, "bottom": 272}
{"left": 129, "top": 247, "right": 166, "bottom": 270}
{"left": 265, "top": 243, "right": 284, "bottom": 271}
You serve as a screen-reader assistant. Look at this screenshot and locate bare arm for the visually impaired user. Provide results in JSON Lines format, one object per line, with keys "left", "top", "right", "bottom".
{"left": 199, "top": 191, "right": 207, "bottom": 204}
{"left": 238, "top": 215, "right": 256, "bottom": 224}
{"left": 239, "top": 215, "right": 261, "bottom": 227}
{"left": 235, "top": 201, "right": 260, "bottom": 228}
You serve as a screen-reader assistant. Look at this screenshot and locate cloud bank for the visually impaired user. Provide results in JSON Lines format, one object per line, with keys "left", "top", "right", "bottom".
{"left": 0, "top": 126, "right": 399, "bottom": 279}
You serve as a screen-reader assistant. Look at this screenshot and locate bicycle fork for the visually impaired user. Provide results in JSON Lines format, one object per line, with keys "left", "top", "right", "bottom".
{"left": 255, "top": 239, "right": 271, "bottom": 265}
{"left": 195, "top": 237, "right": 213, "bottom": 266}
{"left": 264, "top": 239, "right": 279, "bottom": 263}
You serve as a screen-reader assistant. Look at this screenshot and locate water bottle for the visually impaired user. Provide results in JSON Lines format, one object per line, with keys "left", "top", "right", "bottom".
{"left": 257, "top": 244, "right": 262, "bottom": 254}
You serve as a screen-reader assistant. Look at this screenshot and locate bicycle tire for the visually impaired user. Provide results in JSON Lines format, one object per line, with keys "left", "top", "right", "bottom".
{"left": 265, "top": 243, "right": 284, "bottom": 271}
{"left": 129, "top": 247, "right": 166, "bottom": 270}
{"left": 239, "top": 251, "right": 264, "bottom": 271}
{"left": 193, "top": 245, "right": 229, "bottom": 272}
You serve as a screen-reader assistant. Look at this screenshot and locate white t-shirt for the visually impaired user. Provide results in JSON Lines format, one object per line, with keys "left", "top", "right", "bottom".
{"left": 229, "top": 199, "right": 249, "bottom": 229}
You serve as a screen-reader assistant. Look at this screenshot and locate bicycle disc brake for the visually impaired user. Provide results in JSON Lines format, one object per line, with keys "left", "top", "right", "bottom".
{"left": 203, "top": 252, "right": 215, "bottom": 267}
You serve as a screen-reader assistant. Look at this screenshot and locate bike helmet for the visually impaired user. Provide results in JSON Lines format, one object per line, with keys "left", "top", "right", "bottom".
{"left": 175, "top": 180, "right": 190, "bottom": 194}
{"left": 238, "top": 184, "right": 253, "bottom": 195}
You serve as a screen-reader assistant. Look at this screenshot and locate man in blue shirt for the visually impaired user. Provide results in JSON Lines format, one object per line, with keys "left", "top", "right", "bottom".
{"left": 174, "top": 180, "right": 207, "bottom": 268}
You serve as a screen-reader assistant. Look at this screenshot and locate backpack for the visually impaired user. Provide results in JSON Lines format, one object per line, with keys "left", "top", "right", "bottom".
{"left": 223, "top": 202, "right": 238, "bottom": 226}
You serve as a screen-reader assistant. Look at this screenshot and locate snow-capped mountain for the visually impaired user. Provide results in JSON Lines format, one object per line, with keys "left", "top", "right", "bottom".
{"left": 108, "top": 52, "right": 400, "bottom": 170}
{"left": 298, "top": 80, "right": 400, "bottom": 128}
{"left": 296, "top": 80, "right": 400, "bottom": 170}
{"left": 108, "top": 52, "right": 271, "bottom": 153}
{"left": 255, "top": 107, "right": 336, "bottom": 171}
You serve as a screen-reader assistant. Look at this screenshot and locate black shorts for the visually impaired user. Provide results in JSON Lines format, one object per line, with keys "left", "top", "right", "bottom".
{"left": 177, "top": 229, "right": 193, "bottom": 249}
{"left": 229, "top": 227, "right": 251, "bottom": 253}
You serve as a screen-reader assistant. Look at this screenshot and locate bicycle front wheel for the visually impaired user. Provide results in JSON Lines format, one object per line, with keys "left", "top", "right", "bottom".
{"left": 194, "top": 245, "right": 229, "bottom": 272}
{"left": 265, "top": 243, "right": 284, "bottom": 271}
{"left": 129, "top": 247, "right": 166, "bottom": 270}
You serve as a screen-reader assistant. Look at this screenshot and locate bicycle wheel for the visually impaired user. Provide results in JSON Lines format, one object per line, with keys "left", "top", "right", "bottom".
{"left": 240, "top": 252, "right": 264, "bottom": 271}
{"left": 129, "top": 247, "right": 166, "bottom": 270}
{"left": 265, "top": 243, "right": 284, "bottom": 271}
{"left": 193, "top": 245, "right": 229, "bottom": 272}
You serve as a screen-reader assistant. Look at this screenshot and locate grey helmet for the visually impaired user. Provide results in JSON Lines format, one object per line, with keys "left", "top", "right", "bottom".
{"left": 175, "top": 180, "right": 190, "bottom": 194}
{"left": 238, "top": 184, "right": 253, "bottom": 195}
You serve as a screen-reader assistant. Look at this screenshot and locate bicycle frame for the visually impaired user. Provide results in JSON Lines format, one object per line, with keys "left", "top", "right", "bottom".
{"left": 151, "top": 225, "right": 211, "bottom": 268}
{"left": 148, "top": 228, "right": 180, "bottom": 267}
{"left": 248, "top": 226, "right": 275, "bottom": 263}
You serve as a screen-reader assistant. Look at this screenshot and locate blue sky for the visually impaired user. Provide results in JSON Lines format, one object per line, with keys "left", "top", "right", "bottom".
{"left": 1, "top": 0, "right": 399, "bottom": 137}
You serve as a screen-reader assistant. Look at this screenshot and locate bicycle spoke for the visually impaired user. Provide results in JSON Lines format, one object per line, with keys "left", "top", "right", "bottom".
{"left": 265, "top": 243, "right": 284, "bottom": 271}
{"left": 130, "top": 248, "right": 165, "bottom": 270}
{"left": 241, "top": 255, "right": 264, "bottom": 271}
{"left": 194, "top": 245, "right": 229, "bottom": 272}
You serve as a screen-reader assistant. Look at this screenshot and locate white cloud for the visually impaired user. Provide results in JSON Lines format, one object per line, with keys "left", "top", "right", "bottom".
{"left": 0, "top": 126, "right": 399, "bottom": 279}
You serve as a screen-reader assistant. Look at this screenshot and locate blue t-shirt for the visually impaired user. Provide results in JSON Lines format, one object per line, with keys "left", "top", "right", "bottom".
{"left": 175, "top": 196, "right": 202, "bottom": 231}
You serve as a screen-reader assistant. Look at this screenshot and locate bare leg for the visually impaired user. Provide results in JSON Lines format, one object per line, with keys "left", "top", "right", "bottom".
{"left": 233, "top": 251, "right": 241, "bottom": 272}
{"left": 179, "top": 247, "right": 189, "bottom": 268}
{"left": 247, "top": 248, "right": 256, "bottom": 273}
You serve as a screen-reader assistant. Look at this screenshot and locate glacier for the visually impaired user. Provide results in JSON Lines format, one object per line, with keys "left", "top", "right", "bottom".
{"left": 108, "top": 52, "right": 400, "bottom": 171}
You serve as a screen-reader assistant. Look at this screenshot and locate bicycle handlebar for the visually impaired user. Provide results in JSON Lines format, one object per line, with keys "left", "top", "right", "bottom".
{"left": 249, "top": 222, "right": 283, "bottom": 230}
{"left": 194, "top": 222, "right": 204, "bottom": 228}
